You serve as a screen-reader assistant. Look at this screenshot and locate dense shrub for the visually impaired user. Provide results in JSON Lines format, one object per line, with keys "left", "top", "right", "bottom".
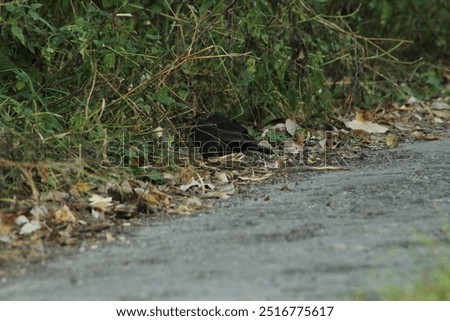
{"left": 0, "top": 0, "right": 447, "bottom": 196}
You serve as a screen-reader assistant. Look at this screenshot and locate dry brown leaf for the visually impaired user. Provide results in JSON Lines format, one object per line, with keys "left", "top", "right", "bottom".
{"left": 383, "top": 112, "right": 397, "bottom": 123}
{"left": 19, "top": 221, "right": 41, "bottom": 235}
{"left": 0, "top": 235, "right": 11, "bottom": 244}
{"left": 105, "top": 232, "right": 115, "bottom": 242}
{"left": 215, "top": 183, "right": 235, "bottom": 194}
{"left": 142, "top": 193, "right": 159, "bottom": 204}
{"left": 120, "top": 180, "right": 134, "bottom": 194}
{"left": 283, "top": 141, "right": 302, "bottom": 155}
{"left": 43, "top": 191, "right": 70, "bottom": 202}
{"left": 407, "top": 96, "right": 420, "bottom": 104}
{"left": 89, "top": 194, "right": 114, "bottom": 212}
{"left": 398, "top": 104, "right": 413, "bottom": 112}
{"left": 345, "top": 119, "right": 388, "bottom": 134}
{"left": 386, "top": 134, "right": 399, "bottom": 148}
{"left": 431, "top": 101, "right": 450, "bottom": 110}
{"left": 238, "top": 173, "right": 273, "bottom": 181}
{"left": 142, "top": 186, "right": 170, "bottom": 209}
{"left": 0, "top": 219, "right": 12, "bottom": 236}
{"left": 285, "top": 119, "right": 298, "bottom": 136}
{"left": 203, "top": 182, "right": 235, "bottom": 199}
{"left": 180, "top": 178, "right": 215, "bottom": 192}
{"left": 180, "top": 164, "right": 196, "bottom": 185}
{"left": 432, "top": 109, "right": 450, "bottom": 120}
{"left": 294, "top": 131, "right": 305, "bottom": 146}
{"left": 152, "top": 126, "right": 164, "bottom": 139}
{"left": 171, "top": 196, "right": 211, "bottom": 214}
{"left": 443, "top": 70, "right": 450, "bottom": 81}
{"left": 70, "top": 181, "right": 96, "bottom": 195}
{"left": 54, "top": 205, "right": 77, "bottom": 223}
{"left": 14, "top": 215, "right": 29, "bottom": 226}
{"left": 30, "top": 205, "right": 48, "bottom": 218}
{"left": 412, "top": 131, "right": 439, "bottom": 141}
{"left": 214, "top": 171, "right": 229, "bottom": 184}
{"left": 355, "top": 111, "right": 367, "bottom": 122}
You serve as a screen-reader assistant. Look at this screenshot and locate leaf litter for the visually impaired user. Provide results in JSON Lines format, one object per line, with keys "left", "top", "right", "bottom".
{"left": 1, "top": 96, "right": 449, "bottom": 276}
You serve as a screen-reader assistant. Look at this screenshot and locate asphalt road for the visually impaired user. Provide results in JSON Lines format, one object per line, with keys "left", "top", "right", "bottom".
{"left": 1, "top": 134, "right": 449, "bottom": 300}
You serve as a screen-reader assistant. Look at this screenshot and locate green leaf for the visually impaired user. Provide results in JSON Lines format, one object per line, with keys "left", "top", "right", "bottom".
{"left": 177, "top": 89, "right": 188, "bottom": 100}
{"left": 15, "top": 80, "right": 26, "bottom": 91}
{"left": 103, "top": 52, "right": 116, "bottom": 70}
{"left": 28, "top": 10, "right": 40, "bottom": 20}
{"left": 148, "top": 170, "right": 164, "bottom": 184}
{"left": 5, "top": 4, "right": 17, "bottom": 13}
{"left": 30, "top": 3, "right": 43, "bottom": 10}
{"left": 151, "top": 4, "right": 163, "bottom": 15}
{"left": 381, "top": 0, "right": 391, "bottom": 26}
{"left": 41, "top": 46, "right": 55, "bottom": 61}
{"left": 11, "top": 23, "right": 26, "bottom": 46}
{"left": 246, "top": 57, "right": 256, "bottom": 74}
{"left": 154, "top": 87, "right": 175, "bottom": 105}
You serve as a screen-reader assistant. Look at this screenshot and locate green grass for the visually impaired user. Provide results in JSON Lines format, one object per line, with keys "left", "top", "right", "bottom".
{"left": 355, "top": 221, "right": 450, "bottom": 301}
{"left": 381, "top": 264, "right": 450, "bottom": 300}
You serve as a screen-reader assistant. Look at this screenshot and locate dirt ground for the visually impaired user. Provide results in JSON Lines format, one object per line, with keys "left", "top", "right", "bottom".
{"left": 0, "top": 132, "right": 449, "bottom": 300}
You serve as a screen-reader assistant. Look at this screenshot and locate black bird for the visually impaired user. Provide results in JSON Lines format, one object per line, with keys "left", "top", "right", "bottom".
{"left": 191, "top": 114, "right": 273, "bottom": 158}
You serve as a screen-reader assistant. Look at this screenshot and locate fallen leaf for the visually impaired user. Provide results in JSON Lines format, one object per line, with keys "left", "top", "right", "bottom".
{"left": 120, "top": 180, "right": 134, "bottom": 194}
{"left": 0, "top": 235, "right": 11, "bottom": 244}
{"left": 54, "top": 205, "right": 77, "bottom": 223}
{"left": 214, "top": 171, "right": 229, "bottom": 184}
{"left": 432, "top": 109, "right": 450, "bottom": 120}
{"left": 345, "top": 119, "right": 388, "bottom": 134}
{"left": 70, "top": 181, "right": 96, "bottom": 195}
{"left": 203, "top": 183, "right": 235, "bottom": 199}
{"left": 30, "top": 205, "right": 48, "bottom": 218}
{"left": 43, "top": 191, "right": 70, "bottom": 202}
{"left": 294, "top": 131, "right": 305, "bottom": 146}
{"left": 285, "top": 119, "right": 298, "bottom": 136}
{"left": 431, "top": 101, "right": 450, "bottom": 110}
{"left": 142, "top": 186, "right": 170, "bottom": 209}
{"left": 171, "top": 196, "right": 210, "bottom": 214}
{"left": 91, "top": 209, "right": 102, "bottom": 220}
{"left": 407, "top": 96, "right": 419, "bottom": 104}
{"left": 0, "top": 220, "right": 12, "bottom": 236}
{"left": 15, "top": 215, "right": 29, "bottom": 226}
{"left": 412, "top": 131, "right": 439, "bottom": 141}
{"left": 216, "top": 183, "right": 235, "bottom": 194}
{"left": 19, "top": 221, "right": 41, "bottom": 235}
{"left": 180, "top": 164, "right": 196, "bottom": 185}
{"left": 283, "top": 141, "right": 302, "bottom": 155}
{"left": 238, "top": 173, "right": 273, "bottom": 181}
{"left": 105, "top": 232, "right": 115, "bottom": 242}
{"left": 180, "top": 178, "right": 215, "bottom": 192}
{"left": 266, "top": 161, "right": 279, "bottom": 169}
{"left": 89, "top": 194, "right": 114, "bottom": 219}
{"left": 89, "top": 194, "right": 114, "bottom": 211}
{"left": 142, "top": 193, "right": 159, "bottom": 204}
{"left": 386, "top": 134, "right": 399, "bottom": 148}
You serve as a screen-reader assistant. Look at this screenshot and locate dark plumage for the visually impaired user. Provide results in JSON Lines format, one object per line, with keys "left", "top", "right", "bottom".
{"left": 191, "top": 114, "right": 273, "bottom": 158}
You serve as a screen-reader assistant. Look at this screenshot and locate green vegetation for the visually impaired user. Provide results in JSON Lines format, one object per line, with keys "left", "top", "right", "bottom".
{"left": 354, "top": 223, "right": 450, "bottom": 301}
{"left": 354, "top": 261, "right": 450, "bottom": 300}
{"left": 0, "top": 0, "right": 449, "bottom": 198}
{"left": 382, "top": 264, "right": 450, "bottom": 300}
